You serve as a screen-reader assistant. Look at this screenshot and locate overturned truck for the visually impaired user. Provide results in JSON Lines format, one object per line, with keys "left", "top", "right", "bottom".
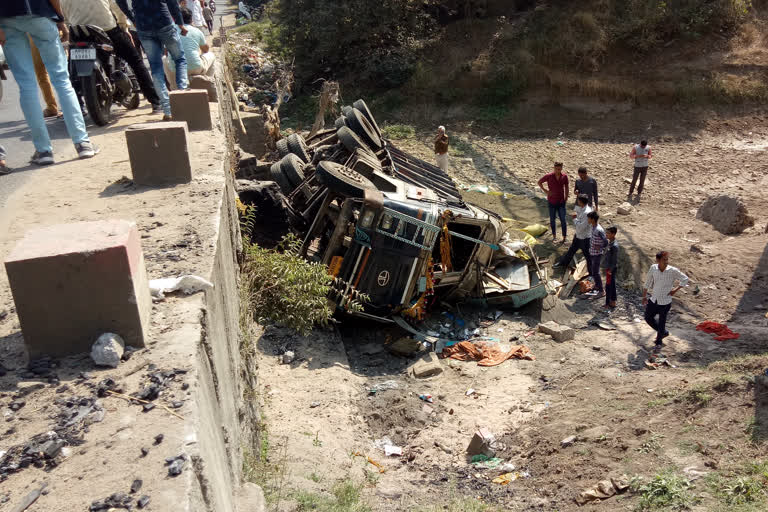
{"left": 237, "top": 100, "right": 549, "bottom": 325}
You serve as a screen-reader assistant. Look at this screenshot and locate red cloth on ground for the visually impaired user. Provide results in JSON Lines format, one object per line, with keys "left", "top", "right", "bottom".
{"left": 696, "top": 321, "right": 740, "bottom": 341}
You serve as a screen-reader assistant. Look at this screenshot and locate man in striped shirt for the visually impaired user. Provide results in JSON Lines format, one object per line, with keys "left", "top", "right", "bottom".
{"left": 643, "top": 251, "right": 689, "bottom": 352}
{"left": 586, "top": 211, "right": 607, "bottom": 298}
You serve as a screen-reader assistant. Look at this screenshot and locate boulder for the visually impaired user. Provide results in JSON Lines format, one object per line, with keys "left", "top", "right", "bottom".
{"left": 91, "top": 333, "right": 125, "bottom": 367}
{"left": 188, "top": 75, "right": 218, "bottom": 102}
{"left": 696, "top": 195, "right": 755, "bottom": 234}
{"left": 411, "top": 351, "right": 443, "bottom": 378}
{"left": 617, "top": 202, "right": 633, "bottom": 215}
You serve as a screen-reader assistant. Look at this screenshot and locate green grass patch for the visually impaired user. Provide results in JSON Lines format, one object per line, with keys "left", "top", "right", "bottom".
{"left": 680, "top": 384, "right": 713, "bottom": 408}
{"left": 708, "top": 353, "right": 768, "bottom": 374}
{"left": 416, "top": 496, "right": 496, "bottom": 512}
{"left": 381, "top": 124, "right": 416, "bottom": 140}
{"left": 294, "top": 482, "right": 370, "bottom": 512}
{"left": 631, "top": 470, "right": 694, "bottom": 510}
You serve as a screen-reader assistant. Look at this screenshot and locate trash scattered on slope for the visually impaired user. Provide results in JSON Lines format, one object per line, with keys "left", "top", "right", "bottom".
{"left": 575, "top": 475, "right": 629, "bottom": 505}
{"left": 149, "top": 275, "right": 213, "bottom": 301}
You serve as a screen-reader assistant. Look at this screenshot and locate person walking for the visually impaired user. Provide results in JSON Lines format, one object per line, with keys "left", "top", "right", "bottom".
{"left": 0, "top": 144, "right": 11, "bottom": 175}
{"left": 203, "top": 2, "right": 214, "bottom": 35}
{"left": 628, "top": 140, "right": 651, "bottom": 199}
{"left": 553, "top": 194, "right": 591, "bottom": 271}
{"left": 189, "top": 0, "right": 205, "bottom": 30}
{"left": 538, "top": 162, "right": 569, "bottom": 243}
{"left": 115, "top": 0, "right": 188, "bottom": 120}
{"left": 586, "top": 211, "right": 607, "bottom": 298}
{"left": 164, "top": 7, "right": 215, "bottom": 87}
{"left": 643, "top": 251, "right": 689, "bottom": 353}
{"left": 602, "top": 226, "right": 619, "bottom": 309}
{"left": 434, "top": 126, "right": 449, "bottom": 172}
{"left": 0, "top": 0, "right": 99, "bottom": 164}
{"left": 238, "top": 1, "right": 252, "bottom": 20}
{"left": 61, "top": 0, "right": 162, "bottom": 113}
{"left": 574, "top": 166, "right": 598, "bottom": 212}
{"left": 30, "top": 38, "right": 60, "bottom": 117}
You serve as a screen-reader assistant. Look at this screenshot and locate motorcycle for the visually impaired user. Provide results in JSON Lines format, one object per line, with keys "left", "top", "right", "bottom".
{"left": 67, "top": 24, "right": 140, "bottom": 126}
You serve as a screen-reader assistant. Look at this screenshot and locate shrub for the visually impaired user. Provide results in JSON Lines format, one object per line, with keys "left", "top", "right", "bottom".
{"left": 631, "top": 470, "right": 694, "bottom": 510}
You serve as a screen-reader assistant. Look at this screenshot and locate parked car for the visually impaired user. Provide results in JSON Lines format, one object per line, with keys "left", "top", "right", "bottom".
{"left": 238, "top": 100, "right": 548, "bottom": 325}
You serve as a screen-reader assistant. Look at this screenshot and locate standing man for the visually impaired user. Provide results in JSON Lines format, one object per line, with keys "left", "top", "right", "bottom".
{"left": 115, "top": 0, "right": 188, "bottom": 121}
{"left": 434, "top": 126, "right": 449, "bottom": 172}
{"left": 189, "top": 0, "right": 205, "bottom": 31}
{"left": 574, "top": 166, "right": 598, "bottom": 212}
{"left": 586, "top": 211, "right": 607, "bottom": 298}
{"left": 0, "top": 0, "right": 99, "bottom": 163}
{"left": 642, "top": 251, "right": 689, "bottom": 353}
{"left": 60, "top": 0, "right": 162, "bottom": 113}
{"left": 538, "top": 162, "right": 569, "bottom": 243}
{"left": 553, "top": 194, "right": 591, "bottom": 271}
{"left": 628, "top": 140, "right": 651, "bottom": 199}
{"left": 203, "top": 2, "right": 214, "bottom": 35}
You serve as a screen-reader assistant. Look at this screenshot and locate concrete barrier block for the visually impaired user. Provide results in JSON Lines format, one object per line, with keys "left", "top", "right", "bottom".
{"left": 188, "top": 75, "right": 218, "bottom": 102}
{"left": 126, "top": 122, "right": 192, "bottom": 185}
{"left": 5, "top": 220, "right": 151, "bottom": 358}
{"left": 169, "top": 89, "right": 212, "bottom": 131}
{"left": 538, "top": 321, "right": 575, "bottom": 342}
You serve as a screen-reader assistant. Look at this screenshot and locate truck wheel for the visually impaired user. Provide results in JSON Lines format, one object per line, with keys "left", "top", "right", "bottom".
{"left": 353, "top": 99, "right": 382, "bottom": 138}
{"left": 286, "top": 133, "right": 310, "bottom": 163}
{"left": 334, "top": 116, "right": 347, "bottom": 129}
{"left": 270, "top": 161, "right": 294, "bottom": 194}
{"left": 276, "top": 137, "right": 290, "bottom": 157}
{"left": 336, "top": 126, "right": 367, "bottom": 154}
{"left": 316, "top": 161, "right": 375, "bottom": 198}
{"left": 345, "top": 108, "right": 382, "bottom": 149}
{"left": 280, "top": 153, "right": 306, "bottom": 188}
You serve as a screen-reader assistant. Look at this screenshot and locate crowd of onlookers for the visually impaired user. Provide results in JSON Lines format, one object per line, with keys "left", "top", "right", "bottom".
{"left": 435, "top": 129, "right": 687, "bottom": 354}
{"left": 0, "top": 0, "right": 218, "bottom": 170}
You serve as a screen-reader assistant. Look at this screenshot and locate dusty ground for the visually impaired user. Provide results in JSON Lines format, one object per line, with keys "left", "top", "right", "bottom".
{"left": 249, "top": 115, "right": 768, "bottom": 511}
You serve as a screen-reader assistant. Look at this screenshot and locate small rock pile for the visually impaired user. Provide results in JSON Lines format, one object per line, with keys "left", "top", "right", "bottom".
{"left": 696, "top": 195, "right": 755, "bottom": 234}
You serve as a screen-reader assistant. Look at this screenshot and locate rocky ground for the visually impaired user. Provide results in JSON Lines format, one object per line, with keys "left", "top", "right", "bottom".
{"left": 246, "top": 115, "right": 768, "bottom": 511}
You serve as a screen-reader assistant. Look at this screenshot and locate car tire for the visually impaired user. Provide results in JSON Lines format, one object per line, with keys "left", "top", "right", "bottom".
{"left": 280, "top": 153, "right": 306, "bottom": 188}
{"left": 316, "top": 161, "right": 376, "bottom": 198}
{"left": 276, "top": 137, "right": 290, "bottom": 157}
{"left": 345, "top": 108, "right": 382, "bottom": 150}
{"left": 286, "top": 133, "right": 310, "bottom": 163}
{"left": 353, "top": 99, "right": 382, "bottom": 139}
{"left": 336, "top": 126, "right": 369, "bottom": 154}
{"left": 270, "top": 161, "right": 294, "bottom": 194}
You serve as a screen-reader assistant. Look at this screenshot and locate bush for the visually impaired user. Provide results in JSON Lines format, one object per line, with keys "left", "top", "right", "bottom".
{"left": 631, "top": 470, "right": 694, "bottom": 510}
{"left": 241, "top": 234, "right": 334, "bottom": 336}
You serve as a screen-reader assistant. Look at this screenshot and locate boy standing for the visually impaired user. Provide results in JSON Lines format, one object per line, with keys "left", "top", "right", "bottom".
{"left": 602, "top": 226, "right": 619, "bottom": 308}
{"left": 586, "top": 211, "right": 607, "bottom": 298}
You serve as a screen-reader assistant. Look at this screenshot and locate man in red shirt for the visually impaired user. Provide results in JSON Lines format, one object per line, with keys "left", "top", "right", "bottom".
{"left": 538, "top": 162, "right": 569, "bottom": 243}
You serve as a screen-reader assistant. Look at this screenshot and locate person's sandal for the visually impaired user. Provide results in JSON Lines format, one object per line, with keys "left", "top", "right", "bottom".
{"left": 0, "top": 163, "right": 12, "bottom": 175}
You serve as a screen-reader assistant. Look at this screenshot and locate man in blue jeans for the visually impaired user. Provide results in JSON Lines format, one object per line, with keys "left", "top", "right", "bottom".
{"left": 116, "top": 0, "right": 187, "bottom": 120}
{"left": 0, "top": 0, "right": 99, "bottom": 164}
{"left": 538, "top": 162, "right": 569, "bottom": 243}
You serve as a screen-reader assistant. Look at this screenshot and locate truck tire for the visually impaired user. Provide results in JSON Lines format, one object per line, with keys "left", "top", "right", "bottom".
{"left": 286, "top": 133, "right": 310, "bottom": 163}
{"left": 276, "top": 137, "right": 290, "bottom": 158}
{"left": 334, "top": 116, "right": 347, "bottom": 129}
{"left": 270, "top": 161, "right": 294, "bottom": 194}
{"left": 345, "top": 108, "right": 382, "bottom": 149}
{"left": 316, "top": 161, "right": 375, "bottom": 198}
{"left": 280, "top": 153, "right": 306, "bottom": 188}
{"left": 336, "top": 126, "right": 367, "bottom": 154}
{"left": 353, "top": 99, "right": 382, "bottom": 138}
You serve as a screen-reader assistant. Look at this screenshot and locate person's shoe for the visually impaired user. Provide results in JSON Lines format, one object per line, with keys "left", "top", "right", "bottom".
{"left": 162, "top": 114, "right": 173, "bottom": 121}
{"left": 585, "top": 290, "right": 599, "bottom": 297}
{"left": 661, "top": 330, "right": 670, "bottom": 339}
{"left": 76, "top": 142, "right": 100, "bottom": 159}
{"left": 30, "top": 151, "right": 55, "bottom": 165}
{"left": 151, "top": 103, "right": 163, "bottom": 113}
{"left": 43, "top": 107, "right": 60, "bottom": 118}
{"left": 652, "top": 343, "right": 663, "bottom": 354}
{"left": 0, "top": 163, "right": 12, "bottom": 175}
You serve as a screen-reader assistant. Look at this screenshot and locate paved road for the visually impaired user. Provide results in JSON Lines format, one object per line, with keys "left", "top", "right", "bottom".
{"left": 0, "top": 71, "right": 74, "bottom": 209}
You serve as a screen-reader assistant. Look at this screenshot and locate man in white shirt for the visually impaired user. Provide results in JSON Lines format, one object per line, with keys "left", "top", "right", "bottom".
{"left": 163, "top": 7, "right": 215, "bottom": 88}
{"left": 190, "top": 0, "right": 205, "bottom": 29}
{"left": 553, "top": 194, "right": 592, "bottom": 272}
{"left": 642, "top": 251, "right": 689, "bottom": 352}
{"left": 61, "top": 0, "right": 161, "bottom": 111}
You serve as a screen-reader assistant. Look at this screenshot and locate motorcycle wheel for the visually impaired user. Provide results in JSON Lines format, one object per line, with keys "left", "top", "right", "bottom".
{"left": 81, "top": 62, "right": 112, "bottom": 126}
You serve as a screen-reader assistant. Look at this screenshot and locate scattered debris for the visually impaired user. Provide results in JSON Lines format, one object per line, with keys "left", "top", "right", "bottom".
{"left": 137, "top": 495, "right": 151, "bottom": 509}
{"left": 149, "top": 275, "right": 214, "bottom": 301}
{"left": 575, "top": 475, "right": 629, "bottom": 505}
{"left": 368, "top": 380, "right": 399, "bottom": 394}
{"left": 90, "top": 333, "right": 125, "bottom": 368}
{"left": 387, "top": 337, "right": 422, "bottom": 356}
{"left": 411, "top": 352, "right": 443, "bottom": 378}
{"left": 130, "top": 479, "right": 143, "bottom": 493}
{"left": 493, "top": 472, "right": 529, "bottom": 485}
{"left": 154, "top": 434, "right": 164, "bottom": 445}
{"left": 418, "top": 394, "right": 434, "bottom": 403}
{"left": 281, "top": 351, "right": 295, "bottom": 364}
{"left": 561, "top": 435, "right": 577, "bottom": 448}
{"left": 442, "top": 340, "right": 534, "bottom": 366}
{"left": 467, "top": 428, "right": 497, "bottom": 457}
{"left": 166, "top": 454, "right": 187, "bottom": 476}
{"left": 538, "top": 321, "right": 575, "bottom": 342}
{"left": 10, "top": 482, "right": 47, "bottom": 512}
{"left": 89, "top": 492, "right": 134, "bottom": 511}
